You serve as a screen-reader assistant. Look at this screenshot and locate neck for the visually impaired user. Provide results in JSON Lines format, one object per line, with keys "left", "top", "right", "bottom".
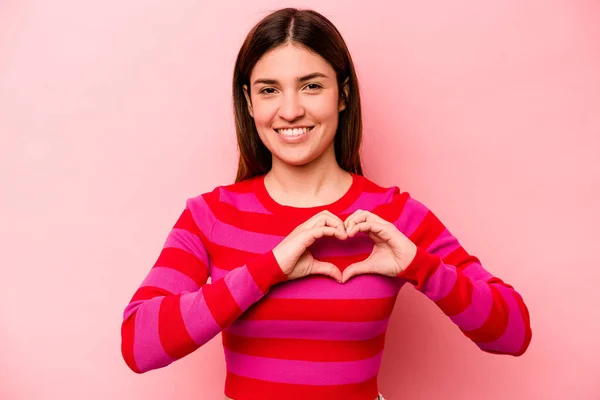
{"left": 265, "top": 148, "right": 352, "bottom": 208}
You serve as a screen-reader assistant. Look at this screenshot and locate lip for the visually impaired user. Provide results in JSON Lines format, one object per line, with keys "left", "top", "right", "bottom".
{"left": 274, "top": 125, "right": 315, "bottom": 130}
{"left": 273, "top": 126, "right": 315, "bottom": 144}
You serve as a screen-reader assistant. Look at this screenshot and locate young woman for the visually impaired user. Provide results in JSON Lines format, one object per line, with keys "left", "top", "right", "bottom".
{"left": 121, "top": 8, "right": 532, "bottom": 400}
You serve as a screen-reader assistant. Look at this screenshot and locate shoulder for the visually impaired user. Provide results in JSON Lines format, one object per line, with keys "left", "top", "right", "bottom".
{"left": 357, "top": 174, "right": 407, "bottom": 207}
{"left": 188, "top": 177, "right": 256, "bottom": 203}
{"left": 358, "top": 174, "right": 432, "bottom": 222}
{"left": 184, "top": 176, "right": 264, "bottom": 218}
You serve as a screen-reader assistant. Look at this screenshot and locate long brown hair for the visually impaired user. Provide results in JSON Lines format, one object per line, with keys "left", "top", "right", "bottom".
{"left": 232, "top": 8, "right": 363, "bottom": 183}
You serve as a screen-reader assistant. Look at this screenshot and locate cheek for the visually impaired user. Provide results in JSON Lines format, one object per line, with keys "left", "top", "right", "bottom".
{"left": 252, "top": 102, "right": 277, "bottom": 128}
{"left": 307, "top": 94, "right": 340, "bottom": 121}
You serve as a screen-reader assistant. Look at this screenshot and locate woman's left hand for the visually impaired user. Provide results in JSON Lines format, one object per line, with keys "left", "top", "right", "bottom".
{"left": 342, "top": 209, "right": 418, "bottom": 283}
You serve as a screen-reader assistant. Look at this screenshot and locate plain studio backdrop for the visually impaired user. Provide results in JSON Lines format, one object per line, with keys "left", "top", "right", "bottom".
{"left": 1, "top": 0, "right": 599, "bottom": 399}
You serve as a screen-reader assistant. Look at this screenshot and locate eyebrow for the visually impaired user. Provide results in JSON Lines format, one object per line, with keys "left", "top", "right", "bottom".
{"left": 252, "top": 72, "right": 329, "bottom": 86}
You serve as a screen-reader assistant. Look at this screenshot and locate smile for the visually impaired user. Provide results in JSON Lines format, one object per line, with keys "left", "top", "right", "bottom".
{"left": 274, "top": 126, "right": 315, "bottom": 137}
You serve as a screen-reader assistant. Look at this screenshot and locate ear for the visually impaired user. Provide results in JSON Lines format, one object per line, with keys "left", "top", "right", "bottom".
{"left": 243, "top": 84, "right": 254, "bottom": 118}
{"left": 338, "top": 77, "right": 350, "bottom": 112}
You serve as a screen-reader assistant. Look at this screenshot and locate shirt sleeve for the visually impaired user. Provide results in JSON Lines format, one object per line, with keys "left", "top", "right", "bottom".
{"left": 120, "top": 196, "right": 288, "bottom": 373}
{"left": 393, "top": 192, "right": 532, "bottom": 356}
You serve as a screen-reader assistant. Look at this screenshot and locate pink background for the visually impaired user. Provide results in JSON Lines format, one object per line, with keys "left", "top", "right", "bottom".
{"left": 1, "top": 0, "right": 599, "bottom": 399}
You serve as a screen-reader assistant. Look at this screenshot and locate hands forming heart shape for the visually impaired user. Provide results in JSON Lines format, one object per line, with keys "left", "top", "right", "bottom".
{"left": 341, "top": 209, "right": 417, "bottom": 283}
{"left": 273, "top": 209, "right": 418, "bottom": 284}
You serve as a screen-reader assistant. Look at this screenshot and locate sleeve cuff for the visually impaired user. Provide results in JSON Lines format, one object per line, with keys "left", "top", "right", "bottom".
{"left": 397, "top": 246, "right": 442, "bottom": 291}
{"left": 245, "top": 251, "right": 289, "bottom": 293}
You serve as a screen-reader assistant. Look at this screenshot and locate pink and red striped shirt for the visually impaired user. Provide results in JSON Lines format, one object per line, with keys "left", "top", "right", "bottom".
{"left": 121, "top": 173, "right": 532, "bottom": 399}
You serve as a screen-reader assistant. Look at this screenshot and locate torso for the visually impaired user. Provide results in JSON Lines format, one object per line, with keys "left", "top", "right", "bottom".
{"left": 204, "top": 174, "right": 405, "bottom": 399}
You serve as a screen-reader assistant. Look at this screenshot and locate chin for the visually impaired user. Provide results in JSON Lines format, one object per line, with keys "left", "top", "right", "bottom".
{"left": 263, "top": 132, "right": 335, "bottom": 168}
{"left": 274, "top": 154, "right": 316, "bottom": 167}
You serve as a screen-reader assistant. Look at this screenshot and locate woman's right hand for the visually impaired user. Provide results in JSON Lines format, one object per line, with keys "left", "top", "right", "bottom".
{"left": 272, "top": 210, "right": 347, "bottom": 282}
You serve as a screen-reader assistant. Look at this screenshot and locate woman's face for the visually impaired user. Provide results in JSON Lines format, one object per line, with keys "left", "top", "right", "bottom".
{"left": 244, "top": 43, "right": 347, "bottom": 168}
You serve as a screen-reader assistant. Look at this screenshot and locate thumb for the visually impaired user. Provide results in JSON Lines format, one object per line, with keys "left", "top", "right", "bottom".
{"left": 310, "top": 260, "right": 342, "bottom": 283}
{"left": 341, "top": 261, "right": 373, "bottom": 283}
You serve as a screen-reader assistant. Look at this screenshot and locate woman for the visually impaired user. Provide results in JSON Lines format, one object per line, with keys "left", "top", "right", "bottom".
{"left": 121, "top": 8, "right": 532, "bottom": 400}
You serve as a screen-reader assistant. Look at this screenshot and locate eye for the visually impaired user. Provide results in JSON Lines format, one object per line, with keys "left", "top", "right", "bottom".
{"left": 305, "top": 83, "right": 323, "bottom": 91}
{"left": 258, "top": 87, "right": 277, "bottom": 95}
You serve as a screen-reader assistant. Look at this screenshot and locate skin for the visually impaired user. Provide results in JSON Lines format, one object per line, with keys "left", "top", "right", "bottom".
{"left": 243, "top": 42, "right": 351, "bottom": 207}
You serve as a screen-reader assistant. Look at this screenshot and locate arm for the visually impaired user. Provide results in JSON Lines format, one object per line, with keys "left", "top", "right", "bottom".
{"left": 394, "top": 193, "right": 532, "bottom": 356}
{"left": 120, "top": 197, "right": 288, "bottom": 373}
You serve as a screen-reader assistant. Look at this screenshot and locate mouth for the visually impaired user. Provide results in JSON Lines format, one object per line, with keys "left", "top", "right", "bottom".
{"left": 274, "top": 126, "right": 315, "bottom": 137}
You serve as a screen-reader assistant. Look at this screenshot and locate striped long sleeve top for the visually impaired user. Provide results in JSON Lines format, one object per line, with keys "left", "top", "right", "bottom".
{"left": 121, "top": 173, "right": 532, "bottom": 400}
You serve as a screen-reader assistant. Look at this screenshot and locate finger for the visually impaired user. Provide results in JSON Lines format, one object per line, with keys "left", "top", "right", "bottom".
{"left": 310, "top": 260, "right": 342, "bottom": 283}
{"left": 361, "top": 210, "right": 388, "bottom": 224}
{"left": 347, "top": 221, "right": 388, "bottom": 239}
{"left": 317, "top": 226, "right": 348, "bottom": 240}
{"left": 320, "top": 210, "right": 342, "bottom": 220}
{"left": 346, "top": 210, "right": 387, "bottom": 228}
{"left": 299, "top": 227, "right": 344, "bottom": 255}
{"left": 306, "top": 212, "right": 346, "bottom": 233}
{"left": 315, "top": 213, "right": 347, "bottom": 238}
{"left": 304, "top": 226, "right": 347, "bottom": 248}
{"left": 316, "top": 210, "right": 344, "bottom": 226}
{"left": 341, "top": 261, "right": 375, "bottom": 283}
{"left": 347, "top": 221, "right": 374, "bottom": 237}
{"left": 345, "top": 210, "right": 382, "bottom": 234}
{"left": 343, "top": 209, "right": 364, "bottom": 232}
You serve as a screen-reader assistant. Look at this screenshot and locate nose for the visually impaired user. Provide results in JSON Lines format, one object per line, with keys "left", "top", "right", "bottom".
{"left": 277, "top": 92, "right": 305, "bottom": 121}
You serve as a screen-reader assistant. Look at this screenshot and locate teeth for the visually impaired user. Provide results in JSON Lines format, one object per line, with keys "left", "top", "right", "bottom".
{"left": 276, "top": 127, "right": 313, "bottom": 136}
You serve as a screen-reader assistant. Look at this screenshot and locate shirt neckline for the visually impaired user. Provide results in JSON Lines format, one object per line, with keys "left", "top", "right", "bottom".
{"left": 253, "top": 172, "right": 364, "bottom": 217}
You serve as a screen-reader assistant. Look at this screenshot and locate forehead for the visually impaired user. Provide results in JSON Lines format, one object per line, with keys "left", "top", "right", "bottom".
{"left": 250, "top": 43, "right": 335, "bottom": 80}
